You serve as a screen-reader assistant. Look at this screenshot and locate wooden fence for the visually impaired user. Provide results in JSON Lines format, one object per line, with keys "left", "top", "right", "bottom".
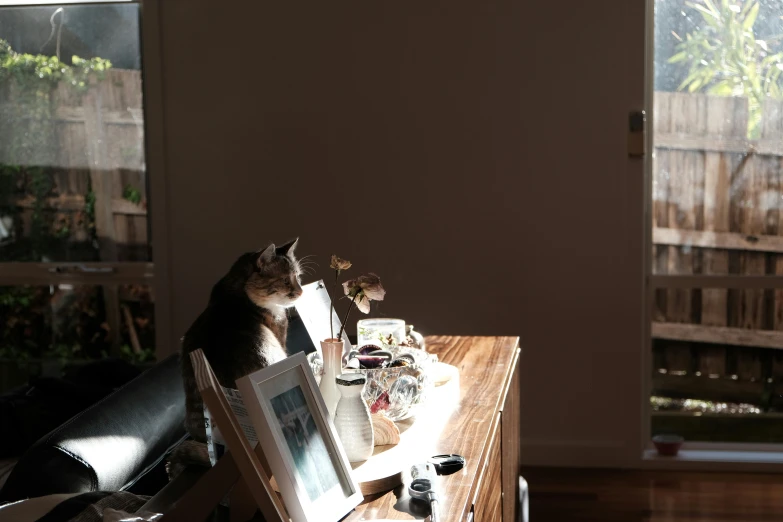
{"left": 0, "top": 68, "right": 148, "bottom": 261}
{"left": 652, "top": 92, "right": 783, "bottom": 409}
{"left": 0, "top": 68, "right": 150, "bottom": 357}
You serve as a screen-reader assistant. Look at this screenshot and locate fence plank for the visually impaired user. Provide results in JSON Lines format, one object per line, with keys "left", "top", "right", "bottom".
{"left": 758, "top": 98, "right": 783, "bottom": 386}
{"left": 83, "top": 87, "right": 116, "bottom": 260}
{"left": 657, "top": 95, "right": 693, "bottom": 370}
{"left": 666, "top": 96, "right": 696, "bottom": 278}
{"left": 652, "top": 373, "right": 765, "bottom": 405}
{"left": 15, "top": 194, "right": 146, "bottom": 216}
{"left": 652, "top": 94, "right": 671, "bottom": 333}
{"left": 652, "top": 322, "right": 783, "bottom": 351}
{"left": 51, "top": 106, "right": 141, "bottom": 126}
{"left": 654, "top": 134, "right": 783, "bottom": 156}
{"left": 734, "top": 153, "right": 766, "bottom": 381}
{"left": 695, "top": 96, "right": 736, "bottom": 376}
{"left": 664, "top": 93, "right": 704, "bottom": 372}
{"left": 654, "top": 228, "right": 783, "bottom": 254}
{"left": 83, "top": 82, "right": 121, "bottom": 355}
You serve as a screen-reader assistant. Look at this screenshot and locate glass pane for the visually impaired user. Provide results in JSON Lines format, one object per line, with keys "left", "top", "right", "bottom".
{"left": 0, "top": 3, "right": 148, "bottom": 262}
{"left": 652, "top": 0, "right": 783, "bottom": 275}
{"left": 0, "top": 283, "right": 155, "bottom": 393}
{"left": 651, "top": 286, "right": 783, "bottom": 443}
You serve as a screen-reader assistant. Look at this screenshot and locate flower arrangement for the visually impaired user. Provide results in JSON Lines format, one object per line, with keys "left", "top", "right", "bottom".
{"left": 328, "top": 255, "right": 386, "bottom": 340}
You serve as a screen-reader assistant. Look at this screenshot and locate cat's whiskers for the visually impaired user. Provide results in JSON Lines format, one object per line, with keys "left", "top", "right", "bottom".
{"left": 297, "top": 259, "right": 318, "bottom": 277}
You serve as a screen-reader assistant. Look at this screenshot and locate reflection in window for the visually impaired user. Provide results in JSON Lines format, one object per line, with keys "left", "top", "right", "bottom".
{"left": 0, "top": 3, "right": 154, "bottom": 393}
{"left": 0, "top": 3, "right": 148, "bottom": 263}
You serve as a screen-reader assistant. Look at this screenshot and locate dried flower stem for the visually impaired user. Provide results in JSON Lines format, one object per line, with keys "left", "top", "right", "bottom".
{"left": 336, "top": 293, "right": 359, "bottom": 340}
{"left": 330, "top": 271, "right": 340, "bottom": 339}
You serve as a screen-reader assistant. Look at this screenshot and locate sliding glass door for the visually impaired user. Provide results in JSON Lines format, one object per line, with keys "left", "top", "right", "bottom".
{"left": 651, "top": 0, "right": 783, "bottom": 444}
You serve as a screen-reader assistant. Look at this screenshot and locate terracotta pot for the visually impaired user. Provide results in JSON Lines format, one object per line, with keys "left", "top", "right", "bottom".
{"left": 652, "top": 434, "right": 684, "bottom": 456}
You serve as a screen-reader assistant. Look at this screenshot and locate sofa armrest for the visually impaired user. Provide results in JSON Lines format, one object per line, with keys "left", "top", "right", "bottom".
{"left": 0, "top": 354, "right": 186, "bottom": 502}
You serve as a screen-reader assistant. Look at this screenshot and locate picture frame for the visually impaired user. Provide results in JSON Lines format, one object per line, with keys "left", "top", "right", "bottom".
{"left": 160, "top": 349, "right": 289, "bottom": 522}
{"left": 237, "top": 352, "right": 363, "bottom": 522}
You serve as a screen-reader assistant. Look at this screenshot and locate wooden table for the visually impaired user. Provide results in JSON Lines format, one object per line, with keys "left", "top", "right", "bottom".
{"left": 146, "top": 336, "right": 520, "bottom": 522}
{"left": 346, "top": 336, "right": 521, "bottom": 522}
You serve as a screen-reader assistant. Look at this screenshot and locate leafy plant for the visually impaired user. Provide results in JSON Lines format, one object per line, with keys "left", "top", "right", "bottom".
{"left": 0, "top": 39, "right": 112, "bottom": 94}
{"left": 123, "top": 184, "right": 142, "bottom": 205}
{"left": 669, "top": 0, "right": 783, "bottom": 137}
{"left": 120, "top": 344, "right": 155, "bottom": 365}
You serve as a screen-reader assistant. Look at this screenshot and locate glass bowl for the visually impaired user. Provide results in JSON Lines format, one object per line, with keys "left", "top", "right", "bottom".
{"left": 308, "top": 346, "right": 437, "bottom": 421}
{"left": 357, "top": 318, "right": 407, "bottom": 348}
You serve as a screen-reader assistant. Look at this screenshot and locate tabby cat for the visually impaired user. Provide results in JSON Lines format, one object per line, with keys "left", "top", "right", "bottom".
{"left": 180, "top": 238, "right": 303, "bottom": 443}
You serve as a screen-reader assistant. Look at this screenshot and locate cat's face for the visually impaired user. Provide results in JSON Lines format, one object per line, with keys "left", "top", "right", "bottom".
{"left": 244, "top": 238, "right": 304, "bottom": 309}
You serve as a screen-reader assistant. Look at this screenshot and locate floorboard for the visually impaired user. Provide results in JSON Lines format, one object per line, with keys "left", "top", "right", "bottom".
{"left": 524, "top": 467, "right": 783, "bottom": 521}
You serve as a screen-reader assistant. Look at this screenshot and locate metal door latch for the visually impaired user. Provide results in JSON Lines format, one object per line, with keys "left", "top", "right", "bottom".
{"left": 628, "top": 110, "right": 646, "bottom": 158}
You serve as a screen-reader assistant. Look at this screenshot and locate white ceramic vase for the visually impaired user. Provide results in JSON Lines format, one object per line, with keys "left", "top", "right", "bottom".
{"left": 334, "top": 373, "right": 374, "bottom": 463}
{"left": 319, "top": 339, "right": 344, "bottom": 420}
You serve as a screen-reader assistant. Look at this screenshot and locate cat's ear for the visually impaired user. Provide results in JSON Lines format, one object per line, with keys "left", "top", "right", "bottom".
{"left": 257, "top": 243, "right": 276, "bottom": 268}
{"left": 277, "top": 237, "right": 299, "bottom": 258}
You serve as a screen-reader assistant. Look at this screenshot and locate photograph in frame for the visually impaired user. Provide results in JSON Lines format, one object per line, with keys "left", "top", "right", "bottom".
{"left": 237, "top": 352, "right": 362, "bottom": 521}
{"left": 269, "top": 384, "right": 340, "bottom": 500}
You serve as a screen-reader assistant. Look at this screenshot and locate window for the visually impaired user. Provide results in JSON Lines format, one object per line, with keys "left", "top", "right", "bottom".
{"left": 0, "top": 0, "right": 154, "bottom": 392}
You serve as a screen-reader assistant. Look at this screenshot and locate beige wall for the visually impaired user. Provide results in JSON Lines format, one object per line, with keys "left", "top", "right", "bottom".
{"left": 153, "top": 1, "right": 647, "bottom": 467}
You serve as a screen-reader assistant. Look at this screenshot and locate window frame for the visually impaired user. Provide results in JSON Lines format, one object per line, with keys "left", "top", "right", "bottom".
{"left": 0, "top": 0, "right": 172, "bottom": 360}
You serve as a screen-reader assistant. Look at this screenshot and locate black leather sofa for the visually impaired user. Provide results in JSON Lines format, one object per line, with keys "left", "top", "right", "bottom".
{"left": 0, "top": 354, "right": 187, "bottom": 503}
{"left": 0, "top": 312, "right": 317, "bottom": 509}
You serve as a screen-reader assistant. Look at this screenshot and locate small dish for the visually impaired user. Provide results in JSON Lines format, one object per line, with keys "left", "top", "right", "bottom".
{"left": 652, "top": 434, "right": 684, "bottom": 456}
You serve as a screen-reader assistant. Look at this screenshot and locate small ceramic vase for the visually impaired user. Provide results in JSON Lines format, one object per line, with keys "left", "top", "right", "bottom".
{"left": 319, "top": 339, "right": 344, "bottom": 420}
{"left": 334, "top": 373, "right": 374, "bottom": 463}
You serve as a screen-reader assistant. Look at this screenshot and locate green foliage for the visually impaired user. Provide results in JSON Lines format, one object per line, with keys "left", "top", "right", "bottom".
{"left": 0, "top": 39, "right": 112, "bottom": 93}
{"left": 46, "top": 343, "right": 83, "bottom": 365}
{"left": 669, "top": 0, "right": 783, "bottom": 138}
{"left": 123, "top": 184, "right": 142, "bottom": 205}
{"left": 120, "top": 344, "right": 156, "bottom": 365}
{"left": 0, "top": 286, "right": 49, "bottom": 359}
{"left": 0, "top": 286, "right": 32, "bottom": 308}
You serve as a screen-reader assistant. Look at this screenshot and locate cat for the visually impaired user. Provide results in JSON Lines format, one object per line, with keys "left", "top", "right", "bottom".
{"left": 170, "top": 238, "right": 303, "bottom": 476}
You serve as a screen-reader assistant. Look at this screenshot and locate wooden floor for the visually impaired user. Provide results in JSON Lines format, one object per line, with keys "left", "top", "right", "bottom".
{"left": 525, "top": 467, "right": 783, "bottom": 521}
